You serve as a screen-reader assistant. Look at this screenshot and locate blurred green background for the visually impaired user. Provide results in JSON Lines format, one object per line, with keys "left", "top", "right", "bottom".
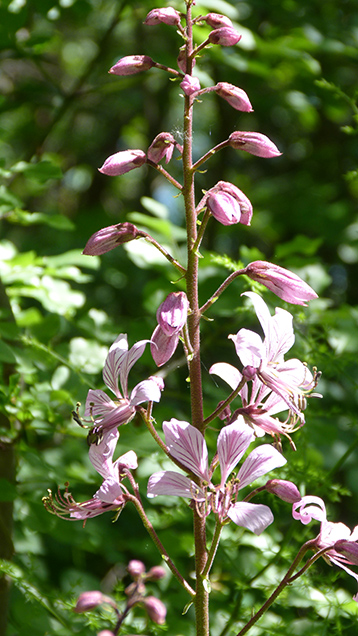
{"left": 1, "top": 0, "right": 358, "bottom": 634}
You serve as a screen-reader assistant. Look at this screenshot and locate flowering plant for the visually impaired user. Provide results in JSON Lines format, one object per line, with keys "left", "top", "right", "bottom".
{"left": 41, "top": 2, "right": 358, "bottom": 635}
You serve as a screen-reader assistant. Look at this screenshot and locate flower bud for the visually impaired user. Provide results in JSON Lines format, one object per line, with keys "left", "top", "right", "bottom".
{"left": 99, "top": 150, "right": 146, "bottom": 176}
{"left": 229, "top": 131, "right": 282, "bottom": 158}
{"left": 74, "top": 591, "right": 106, "bottom": 613}
{"left": 144, "top": 7, "right": 182, "bottom": 27}
{"left": 266, "top": 479, "right": 302, "bottom": 503}
{"left": 215, "top": 82, "right": 253, "bottom": 112}
{"left": 83, "top": 222, "right": 143, "bottom": 256}
{"left": 109, "top": 55, "right": 155, "bottom": 76}
{"left": 147, "top": 132, "right": 176, "bottom": 164}
{"left": 150, "top": 325, "right": 179, "bottom": 367}
{"left": 204, "top": 13, "right": 234, "bottom": 29}
{"left": 127, "top": 560, "right": 146, "bottom": 578}
{"left": 98, "top": 631, "right": 115, "bottom": 636}
{"left": 143, "top": 596, "right": 167, "bottom": 624}
{"left": 242, "top": 365, "right": 257, "bottom": 381}
{"left": 208, "top": 27, "right": 242, "bottom": 46}
{"left": 146, "top": 565, "right": 166, "bottom": 580}
{"left": 198, "top": 181, "right": 253, "bottom": 226}
{"left": 157, "top": 292, "right": 189, "bottom": 336}
{"left": 180, "top": 74, "right": 201, "bottom": 96}
{"left": 244, "top": 261, "right": 318, "bottom": 306}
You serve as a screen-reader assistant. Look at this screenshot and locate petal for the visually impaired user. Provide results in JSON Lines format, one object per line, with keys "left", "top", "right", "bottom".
{"left": 119, "top": 339, "right": 150, "bottom": 397}
{"left": 95, "top": 477, "right": 123, "bottom": 503}
{"left": 95, "top": 402, "right": 135, "bottom": 430}
{"left": 89, "top": 429, "right": 119, "bottom": 478}
{"left": 269, "top": 308, "right": 295, "bottom": 361}
{"left": 228, "top": 502, "right": 274, "bottom": 534}
{"left": 237, "top": 444, "right": 287, "bottom": 490}
{"left": 209, "top": 362, "right": 243, "bottom": 391}
{"left": 103, "top": 334, "right": 129, "bottom": 396}
{"left": 217, "top": 417, "right": 254, "bottom": 485}
{"left": 292, "top": 495, "right": 327, "bottom": 525}
{"left": 150, "top": 324, "right": 179, "bottom": 367}
{"left": 229, "top": 328, "right": 264, "bottom": 367}
{"left": 242, "top": 292, "right": 272, "bottom": 341}
{"left": 114, "top": 450, "right": 138, "bottom": 471}
{"left": 147, "top": 470, "right": 205, "bottom": 500}
{"left": 85, "top": 389, "right": 117, "bottom": 419}
{"left": 130, "top": 377, "right": 163, "bottom": 405}
{"left": 163, "top": 419, "right": 210, "bottom": 480}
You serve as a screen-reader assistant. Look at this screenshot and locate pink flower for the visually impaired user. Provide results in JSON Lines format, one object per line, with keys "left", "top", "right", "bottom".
{"left": 208, "top": 27, "right": 241, "bottom": 46}
{"left": 83, "top": 222, "right": 143, "bottom": 256}
{"left": 143, "top": 596, "right": 167, "bottom": 624}
{"left": 180, "top": 74, "right": 201, "bottom": 96}
{"left": 197, "top": 180, "right": 253, "bottom": 226}
{"left": 109, "top": 55, "right": 154, "bottom": 76}
{"left": 266, "top": 479, "right": 301, "bottom": 503}
{"left": 85, "top": 334, "right": 163, "bottom": 432}
{"left": 144, "top": 7, "right": 181, "bottom": 27}
{"left": 293, "top": 496, "right": 358, "bottom": 602}
{"left": 147, "top": 417, "right": 286, "bottom": 535}
{"left": 99, "top": 150, "right": 146, "bottom": 176}
{"left": 228, "top": 131, "right": 282, "bottom": 158}
{"left": 147, "top": 132, "right": 177, "bottom": 164}
{"left": 215, "top": 82, "right": 253, "bottom": 112}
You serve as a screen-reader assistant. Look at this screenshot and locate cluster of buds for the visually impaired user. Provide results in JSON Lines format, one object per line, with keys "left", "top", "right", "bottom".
{"left": 73, "top": 560, "right": 166, "bottom": 633}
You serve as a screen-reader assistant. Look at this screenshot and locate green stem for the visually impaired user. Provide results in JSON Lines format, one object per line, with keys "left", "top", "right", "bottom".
{"left": 192, "top": 140, "right": 230, "bottom": 172}
{"left": 202, "top": 518, "right": 223, "bottom": 579}
{"left": 200, "top": 269, "right": 246, "bottom": 315}
{"left": 203, "top": 376, "right": 247, "bottom": 427}
{"left": 126, "top": 493, "right": 195, "bottom": 598}
{"left": 143, "top": 234, "right": 186, "bottom": 275}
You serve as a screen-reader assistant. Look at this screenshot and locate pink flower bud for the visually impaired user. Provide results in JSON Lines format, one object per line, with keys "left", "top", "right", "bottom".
{"left": 97, "top": 631, "right": 115, "bottom": 636}
{"left": 144, "top": 7, "right": 182, "bottom": 27}
{"left": 146, "top": 565, "right": 166, "bottom": 580}
{"left": 109, "top": 55, "right": 155, "bottom": 76}
{"left": 74, "top": 591, "right": 106, "bottom": 613}
{"left": 150, "top": 325, "right": 179, "bottom": 367}
{"left": 157, "top": 292, "right": 189, "bottom": 336}
{"left": 143, "top": 596, "right": 167, "bottom": 624}
{"left": 127, "top": 560, "right": 146, "bottom": 578}
{"left": 147, "top": 132, "right": 176, "bottom": 164}
{"left": 177, "top": 50, "right": 196, "bottom": 73}
{"left": 204, "top": 13, "right": 234, "bottom": 29}
{"left": 229, "top": 131, "right": 282, "bottom": 158}
{"left": 99, "top": 150, "right": 146, "bottom": 176}
{"left": 208, "top": 27, "right": 241, "bottom": 46}
{"left": 215, "top": 82, "right": 253, "bottom": 112}
{"left": 244, "top": 261, "right": 318, "bottom": 305}
{"left": 83, "top": 222, "right": 143, "bottom": 256}
{"left": 242, "top": 365, "right": 257, "bottom": 381}
{"left": 266, "top": 479, "right": 302, "bottom": 503}
{"left": 180, "top": 74, "right": 201, "bottom": 96}
{"left": 198, "top": 181, "right": 253, "bottom": 226}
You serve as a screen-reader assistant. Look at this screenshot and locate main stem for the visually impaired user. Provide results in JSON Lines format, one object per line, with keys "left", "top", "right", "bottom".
{"left": 183, "top": 4, "right": 208, "bottom": 635}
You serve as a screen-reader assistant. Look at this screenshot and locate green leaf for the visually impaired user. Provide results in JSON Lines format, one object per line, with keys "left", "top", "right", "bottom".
{"left": 11, "top": 160, "right": 63, "bottom": 183}
{"left": 6, "top": 209, "right": 75, "bottom": 230}
{"left": 0, "top": 340, "right": 17, "bottom": 363}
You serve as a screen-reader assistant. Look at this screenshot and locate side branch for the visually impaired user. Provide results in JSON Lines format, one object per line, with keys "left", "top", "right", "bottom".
{"left": 200, "top": 269, "right": 246, "bottom": 315}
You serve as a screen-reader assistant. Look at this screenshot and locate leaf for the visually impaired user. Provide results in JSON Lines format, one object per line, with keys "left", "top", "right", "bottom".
{"left": 0, "top": 340, "right": 17, "bottom": 363}
{"left": 6, "top": 209, "right": 75, "bottom": 230}
{"left": 11, "top": 160, "right": 63, "bottom": 183}
{"left": 0, "top": 478, "right": 17, "bottom": 501}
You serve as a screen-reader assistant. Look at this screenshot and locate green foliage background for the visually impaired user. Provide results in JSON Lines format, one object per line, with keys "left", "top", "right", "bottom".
{"left": 1, "top": 0, "right": 358, "bottom": 634}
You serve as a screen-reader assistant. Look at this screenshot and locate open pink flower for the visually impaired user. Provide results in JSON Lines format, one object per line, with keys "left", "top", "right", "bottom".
{"left": 293, "top": 496, "right": 358, "bottom": 602}
{"left": 147, "top": 417, "right": 286, "bottom": 535}
{"left": 85, "top": 334, "right": 163, "bottom": 433}
{"left": 43, "top": 429, "right": 137, "bottom": 523}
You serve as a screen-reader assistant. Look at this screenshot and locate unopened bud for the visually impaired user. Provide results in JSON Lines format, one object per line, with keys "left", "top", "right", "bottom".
{"left": 98, "top": 631, "right": 115, "bottom": 636}
{"left": 215, "top": 82, "right": 253, "bottom": 112}
{"left": 180, "top": 74, "right": 201, "bottom": 96}
{"left": 244, "top": 261, "right": 318, "bottom": 306}
{"left": 143, "top": 596, "right": 167, "bottom": 624}
{"left": 99, "top": 150, "right": 146, "bottom": 176}
{"left": 198, "top": 181, "right": 253, "bottom": 226}
{"left": 242, "top": 365, "right": 257, "bottom": 381}
{"left": 146, "top": 565, "right": 166, "bottom": 580}
{"left": 204, "top": 13, "right": 234, "bottom": 29}
{"left": 229, "top": 131, "right": 282, "bottom": 158}
{"left": 334, "top": 540, "right": 358, "bottom": 565}
{"left": 177, "top": 50, "right": 196, "bottom": 73}
{"left": 147, "top": 132, "right": 176, "bottom": 164}
{"left": 208, "top": 27, "right": 241, "bottom": 46}
{"left": 127, "top": 560, "right": 146, "bottom": 578}
{"left": 109, "top": 55, "right": 154, "bottom": 76}
{"left": 74, "top": 591, "right": 112, "bottom": 613}
{"left": 157, "top": 292, "right": 189, "bottom": 336}
{"left": 266, "top": 479, "right": 301, "bottom": 503}
{"left": 144, "top": 7, "right": 182, "bottom": 27}
{"left": 83, "top": 222, "right": 143, "bottom": 256}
